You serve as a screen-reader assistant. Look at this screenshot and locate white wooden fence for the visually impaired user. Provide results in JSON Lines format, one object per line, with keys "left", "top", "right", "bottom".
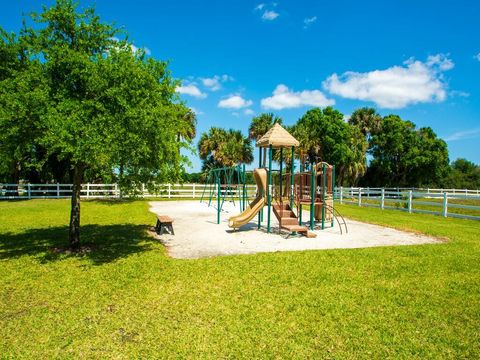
{"left": 336, "top": 187, "right": 480, "bottom": 221}
{"left": 2, "top": 183, "right": 479, "bottom": 221}
{"left": 0, "top": 183, "right": 258, "bottom": 200}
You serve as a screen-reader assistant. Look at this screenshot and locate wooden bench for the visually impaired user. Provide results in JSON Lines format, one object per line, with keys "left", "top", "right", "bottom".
{"left": 155, "top": 215, "right": 174, "bottom": 235}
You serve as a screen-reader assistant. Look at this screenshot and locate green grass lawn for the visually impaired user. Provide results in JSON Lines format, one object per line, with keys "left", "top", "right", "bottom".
{"left": 1, "top": 200, "right": 479, "bottom": 358}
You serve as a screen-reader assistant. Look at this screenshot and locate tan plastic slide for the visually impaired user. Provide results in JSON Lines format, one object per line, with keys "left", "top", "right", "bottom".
{"left": 228, "top": 168, "right": 267, "bottom": 228}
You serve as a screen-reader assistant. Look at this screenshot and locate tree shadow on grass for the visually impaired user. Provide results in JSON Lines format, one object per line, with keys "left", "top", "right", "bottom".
{"left": 0, "top": 224, "right": 158, "bottom": 265}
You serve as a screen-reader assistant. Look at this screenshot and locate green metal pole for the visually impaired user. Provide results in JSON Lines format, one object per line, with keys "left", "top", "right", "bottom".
{"left": 200, "top": 170, "right": 211, "bottom": 203}
{"left": 258, "top": 147, "right": 262, "bottom": 229}
{"left": 279, "top": 148, "right": 283, "bottom": 204}
{"left": 242, "top": 164, "right": 246, "bottom": 212}
{"left": 208, "top": 170, "right": 215, "bottom": 207}
{"left": 322, "top": 164, "right": 326, "bottom": 230}
{"left": 331, "top": 165, "right": 335, "bottom": 227}
{"left": 217, "top": 175, "right": 221, "bottom": 224}
{"left": 237, "top": 166, "right": 242, "bottom": 212}
{"left": 290, "top": 146, "right": 294, "bottom": 209}
{"left": 267, "top": 145, "right": 273, "bottom": 233}
{"left": 310, "top": 166, "right": 315, "bottom": 230}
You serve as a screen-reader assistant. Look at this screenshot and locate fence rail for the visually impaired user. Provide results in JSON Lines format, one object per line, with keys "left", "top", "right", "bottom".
{"left": 336, "top": 187, "right": 480, "bottom": 221}
{"left": 2, "top": 183, "right": 479, "bottom": 221}
{"left": 0, "top": 183, "right": 258, "bottom": 200}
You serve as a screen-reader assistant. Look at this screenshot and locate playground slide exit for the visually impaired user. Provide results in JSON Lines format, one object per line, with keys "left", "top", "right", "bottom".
{"left": 228, "top": 168, "right": 267, "bottom": 229}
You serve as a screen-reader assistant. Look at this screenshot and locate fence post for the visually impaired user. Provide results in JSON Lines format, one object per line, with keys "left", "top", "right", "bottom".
{"left": 381, "top": 188, "right": 385, "bottom": 210}
{"left": 442, "top": 192, "right": 448, "bottom": 217}
{"left": 340, "top": 186, "right": 343, "bottom": 204}
{"left": 358, "top": 188, "right": 362, "bottom": 207}
{"left": 193, "top": 183, "right": 196, "bottom": 199}
{"left": 27, "top": 183, "right": 31, "bottom": 199}
{"left": 114, "top": 183, "right": 118, "bottom": 198}
{"left": 168, "top": 184, "right": 171, "bottom": 199}
{"left": 367, "top": 187, "right": 370, "bottom": 198}
{"left": 408, "top": 190, "right": 412, "bottom": 213}
{"left": 57, "top": 183, "right": 60, "bottom": 198}
{"left": 86, "top": 184, "right": 90, "bottom": 199}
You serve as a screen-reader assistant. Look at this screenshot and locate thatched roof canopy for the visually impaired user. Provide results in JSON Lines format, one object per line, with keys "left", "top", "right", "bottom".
{"left": 256, "top": 123, "right": 299, "bottom": 148}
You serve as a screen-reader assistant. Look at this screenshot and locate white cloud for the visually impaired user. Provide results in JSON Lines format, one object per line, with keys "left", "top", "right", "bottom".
{"left": 262, "top": 10, "right": 279, "bottom": 20}
{"left": 244, "top": 108, "right": 255, "bottom": 116}
{"left": 218, "top": 95, "right": 253, "bottom": 109}
{"left": 200, "top": 74, "right": 233, "bottom": 91}
{"left": 255, "top": 3, "right": 279, "bottom": 21}
{"left": 323, "top": 54, "right": 454, "bottom": 109}
{"left": 303, "top": 16, "right": 317, "bottom": 28}
{"left": 426, "top": 53, "right": 454, "bottom": 70}
{"left": 176, "top": 84, "right": 207, "bottom": 99}
{"left": 444, "top": 128, "right": 480, "bottom": 141}
{"left": 474, "top": 53, "right": 480, "bottom": 61}
{"left": 261, "top": 84, "right": 335, "bottom": 110}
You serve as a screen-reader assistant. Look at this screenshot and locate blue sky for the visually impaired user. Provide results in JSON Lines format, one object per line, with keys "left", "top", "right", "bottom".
{"left": 3, "top": 0, "right": 480, "bottom": 172}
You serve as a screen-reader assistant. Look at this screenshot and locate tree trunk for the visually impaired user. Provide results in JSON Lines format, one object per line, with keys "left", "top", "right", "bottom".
{"left": 8, "top": 161, "right": 21, "bottom": 197}
{"left": 119, "top": 162, "right": 124, "bottom": 199}
{"left": 69, "top": 165, "right": 83, "bottom": 248}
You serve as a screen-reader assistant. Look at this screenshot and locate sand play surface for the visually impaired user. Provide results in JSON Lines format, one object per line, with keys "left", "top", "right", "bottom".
{"left": 148, "top": 201, "right": 441, "bottom": 259}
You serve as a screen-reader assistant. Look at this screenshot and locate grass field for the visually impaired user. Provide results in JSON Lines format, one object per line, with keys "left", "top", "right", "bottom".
{"left": 1, "top": 200, "right": 479, "bottom": 358}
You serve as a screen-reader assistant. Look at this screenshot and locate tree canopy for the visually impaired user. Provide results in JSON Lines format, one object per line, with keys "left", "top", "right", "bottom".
{"left": 293, "top": 107, "right": 367, "bottom": 184}
{"left": 364, "top": 115, "right": 449, "bottom": 187}
{"left": 0, "top": 0, "right": 193, "bottom": 246}
{"left": 198, "top": 127, "right": 253, "bottom": 172}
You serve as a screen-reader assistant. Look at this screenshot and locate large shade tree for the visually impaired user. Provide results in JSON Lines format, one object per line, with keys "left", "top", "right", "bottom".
{"left": 0, "top": 30, "right": 48, "bottom": 187}
{"left": 293, "top": 107, "right": 367, "bottom": 184}
{"left": 366, "top": 115, "right": 449, "bottom": 187}
{"left": 1, "top": 0, "right": 192, "bottom": 247}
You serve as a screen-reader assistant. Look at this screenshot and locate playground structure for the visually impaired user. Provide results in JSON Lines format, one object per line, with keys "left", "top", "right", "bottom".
{"left": 199, "top": 165, "right": 248, "bottom": 224}
{"left": 201, "top": 123, "right": 348, "bottom": 236}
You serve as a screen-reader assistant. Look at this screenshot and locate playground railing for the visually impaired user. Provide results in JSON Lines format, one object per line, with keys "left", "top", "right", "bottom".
{"left": 335, "top": 187, "right": 480, "bottom": 221}
{"left": 0, "top": 183, "right": 259, "bottom": 200}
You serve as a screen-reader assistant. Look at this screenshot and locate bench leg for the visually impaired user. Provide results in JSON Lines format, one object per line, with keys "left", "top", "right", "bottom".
{"left": 159, "top": 224, "right": 166, "bottom": 235}
{"left": 156, "top": 221, "right": 174, "bottom": 235}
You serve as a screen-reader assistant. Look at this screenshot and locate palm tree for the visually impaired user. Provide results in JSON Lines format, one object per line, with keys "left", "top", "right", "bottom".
{"left": 248, "top": 113, "right": 282, "bottom": 166}
{"left": 348, "top": 107, "right": 382, "bottom": 140}
{"left": 344, "top": 125, "right": 368, "bottom": 185}
{"left": 198, "top": 127, "right": 253, "bottom": 171}
{"left": 291, "top": 119, "right": 321, "bottom": 169}
{"left": 176, "top": 107, "right": 197, "bottom": 143}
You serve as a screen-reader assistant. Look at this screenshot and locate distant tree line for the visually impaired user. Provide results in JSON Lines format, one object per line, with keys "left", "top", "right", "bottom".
{"left": 195, "top": 109, "right": 479, "bottom": 189}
